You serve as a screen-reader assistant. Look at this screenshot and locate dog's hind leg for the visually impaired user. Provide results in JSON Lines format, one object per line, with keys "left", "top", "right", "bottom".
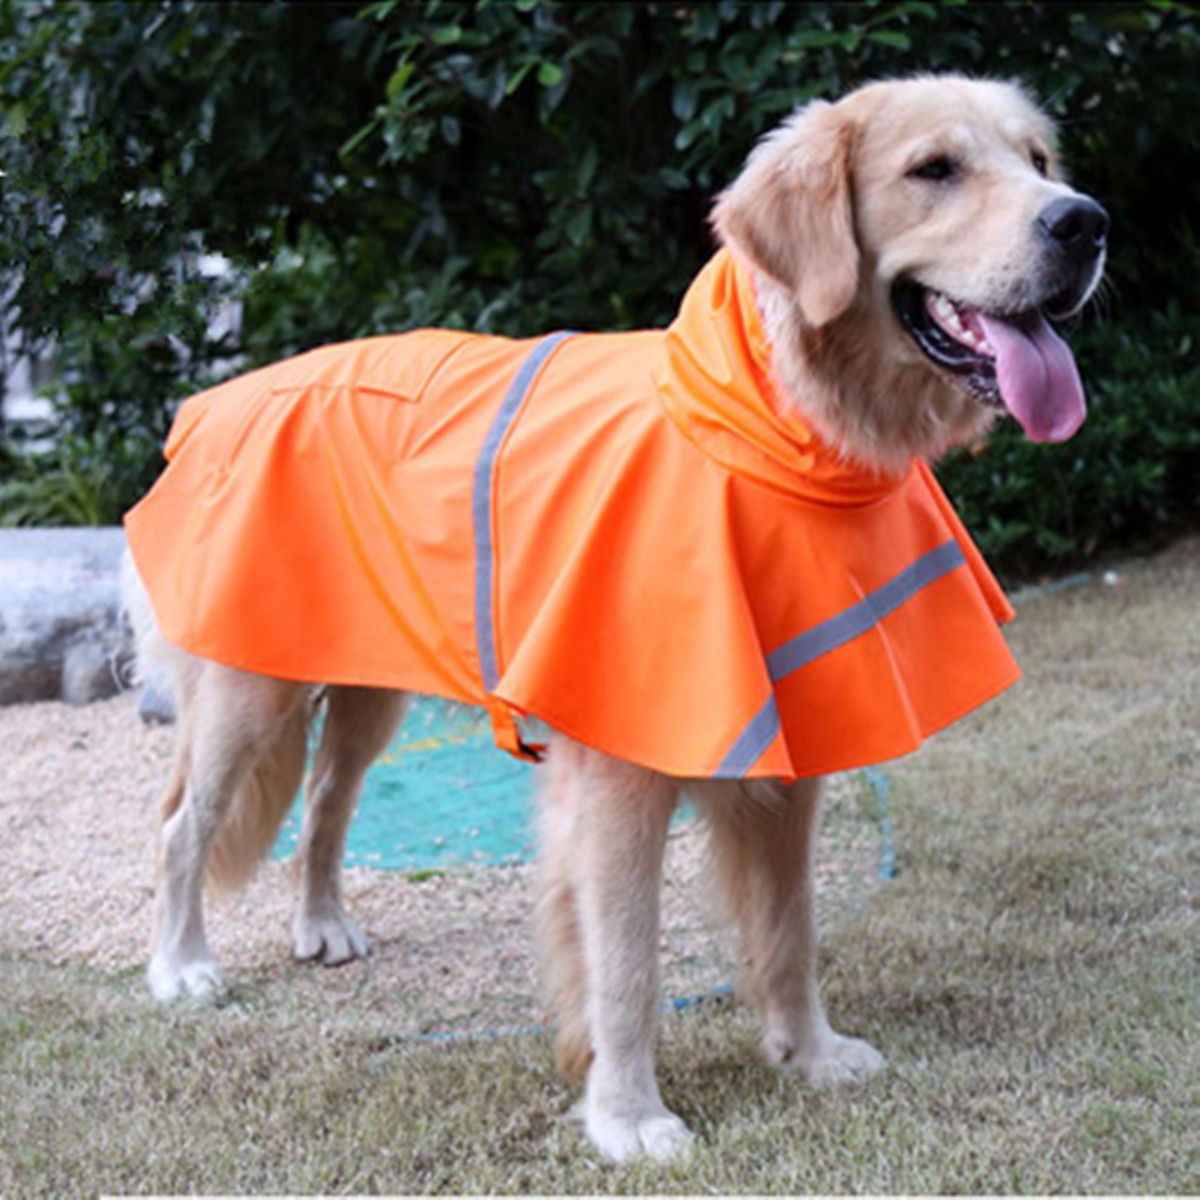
{"left": 552, "top": 743, "right": 693, "bottom": 1163}
{"left": 699, "top": 777, "right": 885, "bottom": 1087}
{"left": 148, "top": 663, "right": 309, "bottom": 1001}
{"left": 291, "top": 686, "right": 407, "bottom": 965}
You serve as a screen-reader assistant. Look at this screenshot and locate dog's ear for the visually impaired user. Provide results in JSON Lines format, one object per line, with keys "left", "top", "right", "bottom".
{"left": 712, "top": 100, "right": 859, "bottom": 328}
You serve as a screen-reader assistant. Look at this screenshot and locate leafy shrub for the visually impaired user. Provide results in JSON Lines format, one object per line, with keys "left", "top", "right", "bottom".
{"left": 0, "top": 429, "right": 160, "bottom": 527}
{"left": 0, "top": 0, "right": 1196, "bottom": 572}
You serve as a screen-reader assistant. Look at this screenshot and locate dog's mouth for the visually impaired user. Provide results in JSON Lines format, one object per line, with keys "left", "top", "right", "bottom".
{"left": 893, "top": 281, "right": 1086, "bottom": 443}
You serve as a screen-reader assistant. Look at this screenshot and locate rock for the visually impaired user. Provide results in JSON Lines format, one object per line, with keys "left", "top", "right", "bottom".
{"left": 137, "top": 667, "right": 177, "bottom": 724}
{"left": 61, "top": 631, "right": 123, "bottom": 705}
{"left": 0, "top": 527, "right": 132, "bottom": 706}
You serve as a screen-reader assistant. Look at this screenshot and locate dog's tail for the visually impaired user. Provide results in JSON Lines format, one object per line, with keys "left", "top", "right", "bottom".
{"left": 121, "top": 549, "right": 312, "bottom": 894}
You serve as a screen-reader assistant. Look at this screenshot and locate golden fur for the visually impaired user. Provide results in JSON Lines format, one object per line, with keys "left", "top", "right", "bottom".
{"left": 714, "top": 75, "right": 1098, "bottom": 474}
{"left": 125, "top": 75, "right": 1105, "bottom": 1163}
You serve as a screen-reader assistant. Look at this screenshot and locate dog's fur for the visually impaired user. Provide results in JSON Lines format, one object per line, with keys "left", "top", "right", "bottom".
{"left": 125, "top": 75, "right": 1106, "bottom": 1162}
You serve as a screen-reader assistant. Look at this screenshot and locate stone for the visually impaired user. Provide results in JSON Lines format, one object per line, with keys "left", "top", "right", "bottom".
{"left": 61, "top": 631, "right": 123, "bottom": 705}
{"left": 137, "top": 667, "right": 177, "bottom": 725}
{"left": 0, "top": 527, "right": 132, "bottom": 706}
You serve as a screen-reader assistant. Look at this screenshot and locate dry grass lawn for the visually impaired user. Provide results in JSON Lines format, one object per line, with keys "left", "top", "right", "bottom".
{"left": 1, "top": 537, "right": 1196, "bottom": 1196}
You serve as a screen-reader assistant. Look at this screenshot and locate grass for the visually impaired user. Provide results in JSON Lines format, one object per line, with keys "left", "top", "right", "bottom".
{"left": 1, "top": 538, "right": 1197, "bottom": 1195}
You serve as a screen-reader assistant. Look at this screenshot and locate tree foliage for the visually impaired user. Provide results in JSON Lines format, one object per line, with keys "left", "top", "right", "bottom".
{"left": 0, "top": 0, "right": 1197, "bottom": 570}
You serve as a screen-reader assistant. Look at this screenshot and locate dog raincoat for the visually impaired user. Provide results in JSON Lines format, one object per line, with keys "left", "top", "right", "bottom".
{"left": 125, "top": 250, "right": 1021, "bottom": 780}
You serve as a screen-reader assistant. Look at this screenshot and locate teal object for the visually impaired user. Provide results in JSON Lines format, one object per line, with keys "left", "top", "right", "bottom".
{"left": 274, "top": 697, "right": 541, "bottom": 870}
{"left": 274, "top": 697, "right": 893, "bottom": 880}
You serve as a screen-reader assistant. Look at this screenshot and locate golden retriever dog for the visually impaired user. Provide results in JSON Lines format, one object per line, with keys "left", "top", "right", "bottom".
{"left": 123, "top": 74, "right": 1107, "bottom": 1162}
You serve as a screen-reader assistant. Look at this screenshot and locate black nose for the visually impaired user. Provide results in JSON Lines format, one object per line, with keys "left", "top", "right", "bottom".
{"left": 1037, "top": 196, "right": 1109, "bottom": 259}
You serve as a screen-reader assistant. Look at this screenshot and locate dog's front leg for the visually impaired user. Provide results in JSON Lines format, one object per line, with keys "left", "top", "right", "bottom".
{"left": 701, "top": 777, "right": 885, "bottom": 1086}
{"left": 567, "top": 745, "right": 693, "bottom": 1163}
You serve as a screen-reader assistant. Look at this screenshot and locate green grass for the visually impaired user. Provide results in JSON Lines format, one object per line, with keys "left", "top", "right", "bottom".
{"left": 405, "top": 868, "right": 451, "bottom": 884}
{"left": 2, "top": 539, "right": 1196, "bottom": 1195}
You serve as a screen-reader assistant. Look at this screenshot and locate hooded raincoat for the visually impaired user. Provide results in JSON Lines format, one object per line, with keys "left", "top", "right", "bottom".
{"left": 125, "top": 250, "right": 1020, "bottom": 780}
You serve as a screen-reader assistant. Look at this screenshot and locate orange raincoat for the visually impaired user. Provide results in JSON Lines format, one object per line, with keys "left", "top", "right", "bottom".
{"left": 125, "top": 250, "right": 1020, "bottom": 780}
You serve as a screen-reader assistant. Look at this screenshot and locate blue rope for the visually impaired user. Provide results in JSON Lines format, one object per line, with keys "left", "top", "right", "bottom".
{"left": 413, "top": 983, "right": 738, "bottom": 1045}
{"left": 1017, "top": 570, "right": 1093, "bottom": 598}
{"left": 416, "top": 1022, "right": 546, "bottom": 1044}
{"left": 863, "top": 765, "right": 898, "bottom": 882}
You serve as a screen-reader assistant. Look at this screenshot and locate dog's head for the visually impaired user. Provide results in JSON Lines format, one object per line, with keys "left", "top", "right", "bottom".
{"left": 713, "top": 75, "right": 1108, "bottom": 472}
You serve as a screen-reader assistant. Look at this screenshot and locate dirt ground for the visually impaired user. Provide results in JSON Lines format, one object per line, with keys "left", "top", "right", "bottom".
{"left": 14, "top": 537, "right": 1187, "bottom": 1037}
{"left": 0, "top": 689, "right": 881, "bottom": 1035}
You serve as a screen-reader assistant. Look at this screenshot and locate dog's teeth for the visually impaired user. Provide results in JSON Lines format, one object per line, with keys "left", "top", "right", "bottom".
{"left": 933, "top": 295, "right": 967, "bottom": 336}
{"left": 928, "top": 292, "right": 991, "bottom": 352}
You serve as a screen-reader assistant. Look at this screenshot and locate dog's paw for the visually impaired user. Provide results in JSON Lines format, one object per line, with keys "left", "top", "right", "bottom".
{"left": 570, "top": 1098, "right": 695, "bottom": 1164}
{"left": 292, "top": 907, "right": 370, "bottom": 966}
{"left": 147, "top": 953, "right": 226, "bottom": 1003}
{"left": 765, "top": 1028, "right": 885, "bottom": 1087}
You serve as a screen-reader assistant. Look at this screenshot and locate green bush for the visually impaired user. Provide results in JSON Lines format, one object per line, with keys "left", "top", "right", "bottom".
{"left": 0, "top": 429, "right": 160, "bottom": 527}
{"left": 0, "top": 1, "right": 1197, "bottom": 568}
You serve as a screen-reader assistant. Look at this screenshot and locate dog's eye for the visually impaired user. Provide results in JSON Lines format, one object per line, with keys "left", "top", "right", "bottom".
{"left": 909, "top": 155, "right": 958, "bottom": 183}
{"left": 1031, "top": 150, "right": 1049, "bottom": 177}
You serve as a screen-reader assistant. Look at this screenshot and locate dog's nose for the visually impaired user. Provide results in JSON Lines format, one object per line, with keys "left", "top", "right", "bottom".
{"left": 1037, "top": 197, "right": 1109, "bottom": 259}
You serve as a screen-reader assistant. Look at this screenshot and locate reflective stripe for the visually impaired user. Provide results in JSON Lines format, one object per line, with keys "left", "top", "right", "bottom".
{"left": 473, "top": 332, "right": 575, "bottom": 691}
{"left": 766, "top": 540, "right": 966, "bottom": 679}
{"left": 717, "top": 539, "right": 967, "bottom": 776}
{"left": 715, "top": 694, "right": 781, "bottom": 778}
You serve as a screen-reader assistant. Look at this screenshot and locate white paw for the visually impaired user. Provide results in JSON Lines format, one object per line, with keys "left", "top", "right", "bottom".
{"left": 147, "top": 953, "right": 226, "bottom": 1003}
{"left": 765, "top": 1029, "right": 886, "bottom": 1087}
{"left": 572, "top": 1098, "right": 695, "bottom": 1164}
{"left": 292, "top": 906, "right": 370, "bottom": 966}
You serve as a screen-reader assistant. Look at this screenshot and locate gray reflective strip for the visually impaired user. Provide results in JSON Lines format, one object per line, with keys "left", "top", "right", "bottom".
{"left": 715, "top": 695, "right": 781, "bottom": 778}
{"left": 766, "top": 540, "right": 966, "bottom": 679}
{"left": 717, "top": 539, "right": 967, "bottom": 776}
{"left": 473, "top": 332, "right": 575, "bottom": 691}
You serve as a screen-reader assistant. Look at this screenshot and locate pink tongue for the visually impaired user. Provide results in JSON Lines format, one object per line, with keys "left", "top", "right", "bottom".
{"left": 977, "top": 311, "right": 1086, "bottom": 442}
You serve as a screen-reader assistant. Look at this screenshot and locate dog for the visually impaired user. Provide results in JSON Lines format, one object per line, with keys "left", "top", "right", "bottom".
{"left": 123, "top": 74, "right": 1107, "bottom": 1162}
